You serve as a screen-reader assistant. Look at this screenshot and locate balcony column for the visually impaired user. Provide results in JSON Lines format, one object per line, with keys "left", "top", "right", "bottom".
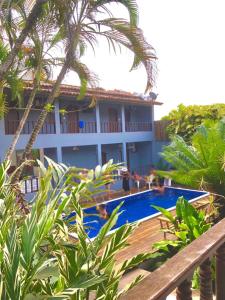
{"left": 0, "top": 118, "right": 5, "bottom": 135}
{"left": 39, "top": 149, "right": 45, "bottom": 164}
{"left": 97, "top": 144, "right": 102, "bottom": 165}
{"left": 121, "top": 104, "right": 126, "bottom": 132}
{"left": 151, "top": 105, "right": 156, "bottom": 164}
{"left": 54, "top": 100, "right": 61, "bottom": 134}
{"left": 56, "top": 147, "right": 63, "bottom": 163}
{"left": 96, "top": 102, "right": 101, "bottom": 133}
{"left": 122, "top": 142, "right": 127, "bottom": 166}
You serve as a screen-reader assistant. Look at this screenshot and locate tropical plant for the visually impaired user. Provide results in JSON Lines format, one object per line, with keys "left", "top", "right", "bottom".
{"left": 12, "top": 0, "right": 156, "bottom": 181}
{"left": 0, "top": 0, "right": 50, "bottom": 81}
{"left": 159, "top": 120, "right": 225, "bottom": 221}
{"left": 162, "top": 103, "right": 225, "bottom": 142}
{"left": 152, "top": 197, "right": 212, "bottom": 291}
{"left": 139, "top": 197, "right": 211, "bottom": 278}
{"left": 3, "top": 1, "right": 65, "bottom": 161}
{"left": 153, "top": 197, "right": 211, "bottom": 249}
{"left": 0, "top": 40, "right": 24, "bottom": 118}
{"left": 0, "top": 158, "right": 151, "bottom": 299}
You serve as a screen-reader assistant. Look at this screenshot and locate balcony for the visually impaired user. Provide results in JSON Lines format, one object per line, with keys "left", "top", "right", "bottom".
{"left": 5, "top": 120, "right": 56, "bottom": 135}
{"left": 125, "top": 121, "right": 152, "bottom": 132}
{"left": 101, "top": 121, "right": 122, "bottom": 133}
{"left": 121, "top": 217, "right": 225, "bottom": 300}
{"left": 60, "top": 121, "right": 97, "bottom": 133}
{"left": 4, "top": 120, "right": 152, "bottom": 135}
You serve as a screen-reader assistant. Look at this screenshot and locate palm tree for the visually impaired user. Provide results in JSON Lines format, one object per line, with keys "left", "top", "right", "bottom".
{"left": 4, "top": 2, "right": 64, "bottom": 161}
{"left": 0, "top": 0, "right": 50, "bottom": 80}
{"left": 13, "top": 0, "right": 156, "bottom": 181}
{"left": 160, "top": 119, "right": 225, "bottom": 221}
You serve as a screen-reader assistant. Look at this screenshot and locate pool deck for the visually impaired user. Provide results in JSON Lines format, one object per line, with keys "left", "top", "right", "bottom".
{"left": 116, "top": 214, "right": 165, "bottom": 264}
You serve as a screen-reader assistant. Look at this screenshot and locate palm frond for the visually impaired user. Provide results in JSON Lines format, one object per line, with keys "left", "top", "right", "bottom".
{"left": 162, "top": 120, "right": 225, "bottom": 197}
{"left": 89, "top": 0, "right": 139, "bottom": 26}
{"left": 88, "top": 18, "right": 156, "bottom": 91}
{"left": 70, "top": 59, "right": 98, "bottom": 99}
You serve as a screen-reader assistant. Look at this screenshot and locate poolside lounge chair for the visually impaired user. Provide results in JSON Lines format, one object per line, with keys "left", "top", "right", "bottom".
{"left": 158, "top": 216, "right": 175, "bottom": 240}
{"left": 164, "top": 177, "right": 172, "bottom": 187}
{"left": 146, "top": 174, "right": 155, "bottom": 189}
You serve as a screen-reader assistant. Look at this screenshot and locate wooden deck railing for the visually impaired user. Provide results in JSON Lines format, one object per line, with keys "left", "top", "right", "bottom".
{"left": 101, "top": 121, "right": 122, "bottom": 133}
{"left": 125, "top": 122, "right": 152, "bottom": 132}
{"left": 121, "top": 217, "right": 225, "bottom": 300}
{"left": 60, "top": 121, "right": 97, "bottom": 133}
{"left": 5, "top": 120, "right": 56, "bottom": 134}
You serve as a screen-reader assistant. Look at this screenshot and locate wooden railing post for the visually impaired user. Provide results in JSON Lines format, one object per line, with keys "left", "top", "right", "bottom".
{"left": 200, "top": 258, "right": 213, "bottom": 300}
{"left": 176, "top": 279, "right": 192, "bottom": 300}
{"left": 216, "top": 243, "right": 225, "bottom": 300}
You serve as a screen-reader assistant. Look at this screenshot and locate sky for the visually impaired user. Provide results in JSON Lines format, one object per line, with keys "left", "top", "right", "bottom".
{"left": 65, "top": 0, "right": 225, "bottom": 120}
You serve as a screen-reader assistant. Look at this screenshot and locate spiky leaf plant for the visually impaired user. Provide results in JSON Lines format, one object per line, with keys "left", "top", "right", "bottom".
{"left": 0, "top": 159, "right": 150, "bottom": 299}
{"left": 160, "top": 119, "right": 225, "bottom": 221}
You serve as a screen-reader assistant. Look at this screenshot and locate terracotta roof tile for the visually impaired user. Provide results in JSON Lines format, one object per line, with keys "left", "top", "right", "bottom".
{"left": 24, "top": 81, "right": 163, "bottom": 106}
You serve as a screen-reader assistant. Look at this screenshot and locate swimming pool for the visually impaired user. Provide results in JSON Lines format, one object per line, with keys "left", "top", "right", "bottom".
{"left": 69, "top": 187, "right": 209, "bottom": 239}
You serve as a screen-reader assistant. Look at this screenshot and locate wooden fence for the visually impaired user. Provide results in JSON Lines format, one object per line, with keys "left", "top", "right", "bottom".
{"left": 154, "top": 120, "right": 170, "bottom": 141}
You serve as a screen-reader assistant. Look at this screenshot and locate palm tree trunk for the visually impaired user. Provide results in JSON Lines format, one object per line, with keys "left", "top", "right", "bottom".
{"left": 0, "top": 0, "right": 49, "bottom": 81}
{"left": 11, "top": 62, "right": 69, "bottom": 182}
{"left": 4, "top": 80, "right": 39, "bottom": 161}
{"left": 0, "top": 0, "right": 5, "bottom": 11}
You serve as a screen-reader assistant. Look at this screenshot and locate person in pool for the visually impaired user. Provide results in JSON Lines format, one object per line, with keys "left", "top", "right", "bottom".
{"left": 97, "top": 204, "right": 110, "bottom": 219}
{"left": 154, "top": 177, "right": 165, "bottom": 194}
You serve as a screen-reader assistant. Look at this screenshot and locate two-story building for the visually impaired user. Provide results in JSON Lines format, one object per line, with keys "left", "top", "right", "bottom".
{"left": 0, "top": 82, "right": 162, "bottom": 178}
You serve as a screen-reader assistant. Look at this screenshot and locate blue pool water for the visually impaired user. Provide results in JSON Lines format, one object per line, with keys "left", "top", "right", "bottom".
{"left": 69, "top": 187, "right": 207, "bottom": 239}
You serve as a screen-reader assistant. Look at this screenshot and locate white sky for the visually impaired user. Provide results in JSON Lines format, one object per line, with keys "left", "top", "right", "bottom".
{"left": 65, "top": 0, "right": 225, "bottom": 120}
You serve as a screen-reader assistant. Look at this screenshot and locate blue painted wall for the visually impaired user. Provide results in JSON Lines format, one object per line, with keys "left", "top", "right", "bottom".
{"left": 128, "top": 141, "right": 152, "bottom": 174}
{"left": 44, "top": 148, "right": 57, "bottom": 162}
{"left": 153, "top": 141, "right": 170, "bottom": 165}
{"left": 62, "top": 145, "right": 98, "bottom": 169}
{"left": 0, "top": 97, "right": 155, "bottom": 169}
{"left": 101, "top": 143, "right": 123, "bottom": 164}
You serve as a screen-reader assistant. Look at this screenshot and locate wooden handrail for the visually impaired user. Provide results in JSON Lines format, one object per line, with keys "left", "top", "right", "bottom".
{"left": 100, "top": 121, "right": 122, "bottom": 133}
{"left": 121, "top": 218, "right": 225, "bottom": 300}
{"left": 125, "top": 121, "right": 152, "bottom": 132}
{"left": 5, "top": 120, "right": 56, "bottom": 134}
{"left": 60, "top": 121, "right": 97, "bottom": 133}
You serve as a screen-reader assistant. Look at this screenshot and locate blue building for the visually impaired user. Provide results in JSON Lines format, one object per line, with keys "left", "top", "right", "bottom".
{"left": 0, "top": 82, "right": 162, "bottom": 177}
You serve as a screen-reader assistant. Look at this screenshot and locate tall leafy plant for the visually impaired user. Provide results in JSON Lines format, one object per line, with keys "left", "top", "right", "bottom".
{"left": 160, "top": 120, "right": 225, "bottom": 221}
{"left": 4, "top": 1, "right": 65, "bottom": 161}
{"left": 0, "top": 159, "right": 151, "bottom": 299}
{"left": 162, "top": 103, "right": 225, "bottom": 142}
{"left": 153, "top": 197, "right": 211, "bottom": 247}
{"left": 0, "top": 0, "right": 50, "bottom": 80}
